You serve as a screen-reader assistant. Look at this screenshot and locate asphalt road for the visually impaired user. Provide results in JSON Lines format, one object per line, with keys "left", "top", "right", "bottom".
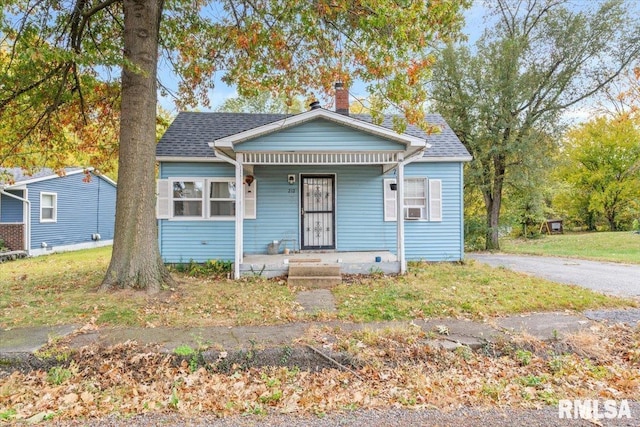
{"left": 468, "top": 253, "right": 640, "bottom": 298}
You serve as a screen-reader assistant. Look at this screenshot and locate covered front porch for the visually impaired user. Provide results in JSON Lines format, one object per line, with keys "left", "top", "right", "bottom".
{"left": 209, "top": 108, "right": 429, "bottom": 279}
{"left": 241, "top": 250, "right": 399, "bottom": 278}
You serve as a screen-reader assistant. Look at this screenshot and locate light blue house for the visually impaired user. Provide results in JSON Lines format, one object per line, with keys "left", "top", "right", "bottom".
{"left": 156, "top": 95, "right": 471, "bottom": 279}
{"left": 0, "top": 167, "right": 116, "bottom": 256}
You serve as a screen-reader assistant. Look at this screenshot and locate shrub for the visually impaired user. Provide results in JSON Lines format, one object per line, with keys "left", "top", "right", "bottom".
{"left": 171, "top": 259, "right": 233, "bottom": 277}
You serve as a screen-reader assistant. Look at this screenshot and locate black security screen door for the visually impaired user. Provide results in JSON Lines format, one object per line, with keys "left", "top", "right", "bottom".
{"left": 301, "top": 175, "right": 335, "bottom": 250}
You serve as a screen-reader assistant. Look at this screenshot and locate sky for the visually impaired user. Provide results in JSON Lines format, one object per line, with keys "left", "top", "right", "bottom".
{"left": 157, "top": 1, "right": 490, "bottom": 114}
{"left": 157, "top": 0, "right": 639, "bottom": 122}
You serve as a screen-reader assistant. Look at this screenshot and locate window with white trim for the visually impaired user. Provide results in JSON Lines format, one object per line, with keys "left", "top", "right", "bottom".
{"left": 209, "top": 179, "right": 236, "bottom": 218}
{"left": 404, "top": 178, "right": 427, "bottom": 219}
{"left": 172, "top": 180, "right": 204, "bottom": 217}
{"left": 383, "top": 178, "right": 442, "bottom": 222}
{"left": 156, "top": 178, "right": 256, "bottom": 220}
{"left": 40, "top": 192, "right": 57, "bottom": 222}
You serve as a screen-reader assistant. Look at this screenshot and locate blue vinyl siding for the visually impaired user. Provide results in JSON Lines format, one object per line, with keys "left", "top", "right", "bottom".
{"left": 97, "top": 179, "right": 116, "bottom": 240}
{"left": 159, "top": 162, "right": 235, "bottom": 262}
{"left": 243, "top": 165, "right": 300, "bottom": 254}
{"left": 158, "top": 162, "right": 465, "bottom": 262}
{"left": 242, "top": 165, "right": 397, "bottom": 254}
{"left": 159, "top": 221, "right": 235, "bottom": 263}
{"left": 0, "top": 190, "right": 24, "bottom": 222}
{"left": 28, "top": 173, "right": 116, "bottom": 249}
{"left": 236, "top": 119, "right": 406, "bottom": 152}
{"left": 403, "top": 162, "right": 464, "bottom": 261}
{"left": 334, "top": 166, "right": 397, "bottom": 252}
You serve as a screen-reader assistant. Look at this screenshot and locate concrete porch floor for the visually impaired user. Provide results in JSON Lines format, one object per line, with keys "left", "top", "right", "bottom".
{"left": 240, "top": 251, "right": 399, "bottom": 277}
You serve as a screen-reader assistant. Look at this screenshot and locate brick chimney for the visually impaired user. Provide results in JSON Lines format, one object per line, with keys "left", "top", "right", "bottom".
{"left": 335, "top": 82, "right": 349, "bottom": 116}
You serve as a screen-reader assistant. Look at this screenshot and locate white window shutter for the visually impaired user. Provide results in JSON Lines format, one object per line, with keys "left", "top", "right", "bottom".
{"left": 244, "top": 180, "right": 257, "bottom": 219}
{"left": 156, "top": 179, "right": 171, "bottom": 219}
{"left": 429, "top": 179, "right": 442, "bottom": 222}
{"left": 383, "top": 179, "right": 397, "bottom": 221}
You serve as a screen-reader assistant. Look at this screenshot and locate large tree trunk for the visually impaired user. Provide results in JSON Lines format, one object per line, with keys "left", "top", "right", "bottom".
{"left": 101, "top": 0, "right": 174, "bottom": 293}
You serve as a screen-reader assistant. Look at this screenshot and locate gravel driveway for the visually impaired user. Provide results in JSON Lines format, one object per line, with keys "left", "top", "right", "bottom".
{"left": 468, "top": 253, "right": 640, "bottom": 298}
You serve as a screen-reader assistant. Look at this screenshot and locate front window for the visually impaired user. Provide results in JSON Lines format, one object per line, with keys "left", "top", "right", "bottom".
{"left": 384, "top": 177, "right": 441, "bottom": 222}
{"left": 40, "top": 192, "right": 57, "bottom": 222}
{"left": 173, "top": 180, "right": 203, "bottom": 217}
{"left": 158, "top": 177, "right": 255, "bottom": 220}
{"left": 209, "top": 180, "right": 236, "bottom": 217}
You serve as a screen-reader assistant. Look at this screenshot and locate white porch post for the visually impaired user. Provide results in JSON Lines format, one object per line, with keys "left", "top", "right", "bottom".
{"left": 396, "top": 155, "right": 406, "bottom": 274}
{"left": 234, "top": 153, "right": 244, "bottom": 279}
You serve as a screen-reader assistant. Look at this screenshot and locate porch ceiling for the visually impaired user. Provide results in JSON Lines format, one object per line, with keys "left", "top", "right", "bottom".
{"left": 215, "top": 148, "right": 419, "bottom": 174}
{"left": 242, "top": 151, "right": 400, "bottom": 165}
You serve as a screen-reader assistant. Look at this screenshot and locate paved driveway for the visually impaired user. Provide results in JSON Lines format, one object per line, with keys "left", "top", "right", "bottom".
{"left": 468, "top": 253, "right": 640, "bottom": 298}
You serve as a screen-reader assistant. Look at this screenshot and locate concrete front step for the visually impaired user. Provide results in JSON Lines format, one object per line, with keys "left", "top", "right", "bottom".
{"left": 288, "top": 263, "right": 342, "bottom": 288}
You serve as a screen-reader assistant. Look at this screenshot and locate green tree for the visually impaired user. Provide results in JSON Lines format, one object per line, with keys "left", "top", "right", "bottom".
{"left": 557, "top": 115, "right": 640, "bottom": 231}
{"left": 430, "top": 0, "right": 640, "bottom": 249}
{"left": 1, "top": 0, "right": 469, "bottom": 292}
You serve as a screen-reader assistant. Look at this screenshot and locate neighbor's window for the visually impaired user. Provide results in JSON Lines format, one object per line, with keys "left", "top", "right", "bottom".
{"left": 172, "top": 180, "right": 204, "bottom": 217}
{"left": 209, "top": 179, "right": 236, "bottom": 217}
{"left": 40, "top": 192, "right": 57, "bottom": 222}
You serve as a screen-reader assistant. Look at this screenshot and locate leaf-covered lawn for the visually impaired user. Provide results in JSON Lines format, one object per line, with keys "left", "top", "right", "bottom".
{"left": 0, "top": 247, "right": 298, "bottom": 328}
{"left": 1, "top": 323, "right": 638, "bottom": 422}
{"left": 500, "top": 231, "right": 640, "bottom": 264}
{"left": 0, "top": 247, "right": 635, "bottom": 328}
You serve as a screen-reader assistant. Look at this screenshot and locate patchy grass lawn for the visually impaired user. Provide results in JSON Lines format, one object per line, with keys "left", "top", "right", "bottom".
{"left": 500, "top": 231, "right": 640, "bottom": 264}
{"left": 334, "top": 261, "right": 634, "bottom": 322}
{"left": 0, "top": 247, "right": 298, "bottom": 328}
{"left": 1, "top": 248, "right": 634, "bottom": 328}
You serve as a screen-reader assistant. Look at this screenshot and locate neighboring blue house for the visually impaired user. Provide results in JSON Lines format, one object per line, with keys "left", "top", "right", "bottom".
{"left": 0, "top": 167, "right": 116, "bottom": 256}
{"left": 156, "top": 91, "right": 471, "bottom": 279}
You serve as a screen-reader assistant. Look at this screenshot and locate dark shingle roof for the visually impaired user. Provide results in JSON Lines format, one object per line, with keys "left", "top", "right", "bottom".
{"left": 156, "top": 111, "right": 471, "bottom": 160}
{"left": 353, "top": 114, "right": 471, "bottom": 159}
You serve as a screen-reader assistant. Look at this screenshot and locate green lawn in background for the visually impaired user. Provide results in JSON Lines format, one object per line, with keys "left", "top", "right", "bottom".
{"left": 500, "top": 231, "right": 640, "bottom": 264}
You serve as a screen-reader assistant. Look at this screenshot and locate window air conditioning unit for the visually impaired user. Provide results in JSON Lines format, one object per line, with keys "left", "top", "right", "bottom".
{"left": 405, "top": 207, "right": 422, "bottom": 220}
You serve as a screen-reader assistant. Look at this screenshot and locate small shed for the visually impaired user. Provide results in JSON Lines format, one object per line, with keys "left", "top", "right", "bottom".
{"left": 540, "top": 219, "right": 563, "bottom": 235}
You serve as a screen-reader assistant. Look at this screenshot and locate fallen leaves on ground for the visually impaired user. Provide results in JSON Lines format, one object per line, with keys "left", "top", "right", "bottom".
{"left": 0, "top": 323, "right": 638, "bottom": 422}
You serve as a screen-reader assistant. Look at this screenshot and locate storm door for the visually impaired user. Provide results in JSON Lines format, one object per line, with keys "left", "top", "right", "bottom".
{"left": 301, "top": 175, "right": 335, "bottom": 250}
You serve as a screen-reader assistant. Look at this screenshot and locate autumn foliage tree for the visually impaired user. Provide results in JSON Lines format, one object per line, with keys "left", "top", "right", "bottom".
{"left": 555, "top": 115, "right": 640, "bottom": 231}
{"left": 1, "top": 0, "right": 469, "bottom": 292}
